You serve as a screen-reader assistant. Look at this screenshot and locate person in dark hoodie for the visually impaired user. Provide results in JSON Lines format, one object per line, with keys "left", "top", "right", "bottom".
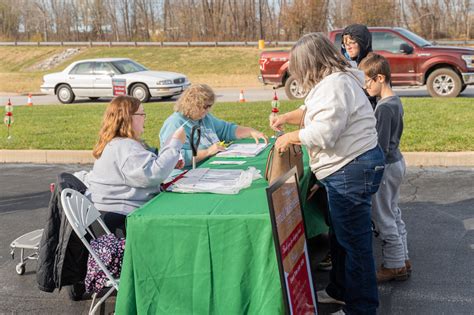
{"left": 341, "top": 24, "right": 373, "bottom": 66}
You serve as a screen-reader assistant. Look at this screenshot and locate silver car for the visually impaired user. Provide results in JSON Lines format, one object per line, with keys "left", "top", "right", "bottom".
{"left": 40, "top": 58, "right": 190, "bottom": 103}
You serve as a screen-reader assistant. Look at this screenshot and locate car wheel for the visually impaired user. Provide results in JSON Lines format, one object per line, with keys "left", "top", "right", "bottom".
{"left": 56, "top": 84, "right": 75, "bottom": 104}
{"left": 284, "top": 75, "right": 308, "bottom": 100}
{"left": 427, "top": 68, "right": 462, "bottom": 97}
{"left": 88, "top": 97, "right": 100, "bottom": 101}
{"left": 131, "top": 83, "right": 151, "bottom": 103}
{"left": 460, "top": 84, "right": 467, "bottom": 93}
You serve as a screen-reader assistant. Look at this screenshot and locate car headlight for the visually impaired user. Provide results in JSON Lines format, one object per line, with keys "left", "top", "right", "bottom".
{"left": 157, "top": 80, "right": 173, "bottom": 85}
{"left": 461, "top": 55, "right": 474, "bottom": 69}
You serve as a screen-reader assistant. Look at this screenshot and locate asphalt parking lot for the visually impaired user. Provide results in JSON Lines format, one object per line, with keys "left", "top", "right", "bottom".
{"left": 0, "top": 164, "right": 473, "bottom": 314}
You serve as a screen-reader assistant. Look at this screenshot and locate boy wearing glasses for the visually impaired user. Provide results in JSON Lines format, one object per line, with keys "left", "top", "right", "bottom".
{"left": 359, "top": 53, "right": 411, "bottom": 282}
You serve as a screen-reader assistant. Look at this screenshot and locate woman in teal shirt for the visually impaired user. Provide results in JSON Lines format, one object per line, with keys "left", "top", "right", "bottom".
{"left": 160, "top": 84, "right": 268, "bottom": 167}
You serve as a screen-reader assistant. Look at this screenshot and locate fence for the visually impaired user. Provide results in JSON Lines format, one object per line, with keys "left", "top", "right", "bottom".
{"left": 0, "top": 40, "right": 471, "bottom": 47}
{"left": 0, "top": 41, "right": 296, "bottom": 47}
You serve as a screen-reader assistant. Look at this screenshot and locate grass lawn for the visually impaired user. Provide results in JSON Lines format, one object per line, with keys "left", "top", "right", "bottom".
{"left": 0, "top": 46, "right": 265, "bottom": 94}
{"left": 0, "top": 98, "right": 472, "bottom": 151}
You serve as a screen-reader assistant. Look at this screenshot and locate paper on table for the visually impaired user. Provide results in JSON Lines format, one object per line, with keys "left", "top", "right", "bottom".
{"left": 215, "top": 143, "right": 268, "bottom": 158}
{"left": 209, "top": 160, "right": 246, "bottom": 165}
{"left": 169, "top": 167, "right": 261, "bottom": 194}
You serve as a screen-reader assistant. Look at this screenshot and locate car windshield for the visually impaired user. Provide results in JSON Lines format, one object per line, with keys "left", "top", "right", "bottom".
{"left": 110, "top": 60, "right": 148, "bottom": 74}
{"left": 396, "top": 28, "right": 432, "bottom": 47}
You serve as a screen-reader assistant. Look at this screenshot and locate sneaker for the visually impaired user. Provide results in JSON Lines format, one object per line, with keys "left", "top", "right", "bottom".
{"left": 331, "top": 310, "right": 346, "bottom": 315}
{"left": 317, "top": 289, "right": 345, "bottom": 305}
{"left": 376, "top": 265, "right": 408, "bottom": 283}
{"left": 317, "top": 252, "right": 332, "bottom": 271}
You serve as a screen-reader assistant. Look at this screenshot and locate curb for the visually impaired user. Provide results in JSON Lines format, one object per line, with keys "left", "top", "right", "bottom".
{"left": 20, "top": 92, "right": 47, "bottom": 96}
{"left": 402, "top": 152, "right": 474, "bottom": 167}
{"left": 0, "top": 150, "right": 94, "bottom": 164}
{"left": 1, "top": 150, "right": 474, "bottom": 166}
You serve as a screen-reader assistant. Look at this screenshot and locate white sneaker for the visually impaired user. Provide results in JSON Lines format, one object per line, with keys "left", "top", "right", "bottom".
{"left": 316, "top": 289, "right": 345, "bottom": 305}
{"left": 330, "top": 310, "right": 346, "bottom": 315}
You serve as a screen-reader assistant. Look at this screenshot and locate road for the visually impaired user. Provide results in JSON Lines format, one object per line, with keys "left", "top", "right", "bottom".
{"left": 0, "top": 164, "right": 473, "bottom": 314}
{"left": 1, "top": 86, "right": 473, "bottom": 106}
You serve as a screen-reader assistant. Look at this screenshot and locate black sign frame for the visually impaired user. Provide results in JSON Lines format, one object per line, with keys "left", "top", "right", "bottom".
{"left": 266, "top": 166, "right": 317, "bottom": 315}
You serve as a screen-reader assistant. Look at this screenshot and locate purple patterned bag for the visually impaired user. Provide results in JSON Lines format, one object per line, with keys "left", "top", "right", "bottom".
{"left": 84, "top": 234, "right": 125, "bottom": 293}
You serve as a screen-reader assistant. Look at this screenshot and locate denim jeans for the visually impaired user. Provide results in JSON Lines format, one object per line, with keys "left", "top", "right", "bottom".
{"left": 320, "top": 146, "right": 385, "bottom": 315}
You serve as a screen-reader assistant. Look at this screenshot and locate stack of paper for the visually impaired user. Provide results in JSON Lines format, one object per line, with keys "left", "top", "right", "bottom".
{"left": 169, "top": 168, "right": 258, "bottom": 194}
{"left": 216, "top": 143, "right": 268, "bottom": 158}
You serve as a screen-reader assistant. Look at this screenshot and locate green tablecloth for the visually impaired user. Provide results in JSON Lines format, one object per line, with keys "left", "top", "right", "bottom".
{"left": 115, "top": 140, "right": 327, "bottom": 314}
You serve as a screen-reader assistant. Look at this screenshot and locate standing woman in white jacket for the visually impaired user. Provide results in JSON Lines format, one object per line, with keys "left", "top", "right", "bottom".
{"left": 271, "top": 33, "right": 384, "bottom": 315}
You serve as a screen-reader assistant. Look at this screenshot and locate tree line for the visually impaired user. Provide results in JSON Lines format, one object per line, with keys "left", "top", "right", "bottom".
{"left": 0, "top": 0, "right": 472, "bottom": 42}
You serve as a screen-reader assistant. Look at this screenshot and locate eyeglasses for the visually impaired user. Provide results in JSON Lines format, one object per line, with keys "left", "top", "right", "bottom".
{"left": 343, "top": 40, "right": 358, "bottom": 48}
{"left": 133, "top": 113, "right": 147, "bottom": 119}
{"left": 364, "top": 76, "right": 378, "bottom": 88}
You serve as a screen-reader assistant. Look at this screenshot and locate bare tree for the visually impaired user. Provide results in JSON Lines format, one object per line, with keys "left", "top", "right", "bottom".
{"left": 0, "top": 0, "right": 471, "bottom": 42}
{"left": 0, "top": 0, "right": 21, "bottom": 40}
{"left": 351, "top": 0, "right": 400, "bottom": 26}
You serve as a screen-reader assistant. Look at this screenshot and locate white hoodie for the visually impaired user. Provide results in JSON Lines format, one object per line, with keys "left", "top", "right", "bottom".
{"left": 298, "top": 68, "right": 378, "bottom": 179}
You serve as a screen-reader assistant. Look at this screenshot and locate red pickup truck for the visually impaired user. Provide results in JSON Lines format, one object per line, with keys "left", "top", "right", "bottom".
{"left": 258, "top": 27, "right": 474, "bottom": 99}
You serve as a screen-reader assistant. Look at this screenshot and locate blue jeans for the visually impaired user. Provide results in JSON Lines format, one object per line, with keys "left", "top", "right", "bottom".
{"left": 320, "top": 146, "right": 385, "bottom": 315}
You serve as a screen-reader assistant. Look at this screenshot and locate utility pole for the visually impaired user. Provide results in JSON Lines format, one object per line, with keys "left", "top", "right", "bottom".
{"left": 258, "top": 0, "right": 265, "bottom": 40}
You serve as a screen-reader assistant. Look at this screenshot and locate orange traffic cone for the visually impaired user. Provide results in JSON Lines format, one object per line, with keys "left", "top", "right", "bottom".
{"left": 239, "top": 89, "right": 246, "bottom": 102}
{"left": 27, "top": 93, "right": 33, "bottom": 106}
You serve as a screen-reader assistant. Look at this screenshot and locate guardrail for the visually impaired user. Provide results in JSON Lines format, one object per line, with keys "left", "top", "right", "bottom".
{"left": 0, "top": 41, "right": 292, "bottom": 47}
{"left": 0, "top": 40, "right": 472, "bottom": 47}
{"left": 435, "top": 40, "right": 474, "bottom": 45}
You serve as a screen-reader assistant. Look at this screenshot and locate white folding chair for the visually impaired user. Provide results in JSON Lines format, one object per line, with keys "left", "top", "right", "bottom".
{"left": 60, "top": 188, "right": 120, "bottom": 315}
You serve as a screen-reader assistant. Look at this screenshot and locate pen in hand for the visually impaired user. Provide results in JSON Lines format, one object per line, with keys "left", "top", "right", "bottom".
{"left": 218, "top": 141, "right": 233, "bottom": 148}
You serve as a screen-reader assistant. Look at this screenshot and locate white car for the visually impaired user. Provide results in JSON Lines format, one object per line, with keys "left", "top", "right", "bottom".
{"left": 40, "top": 58, "right": 190, "bottom": 103}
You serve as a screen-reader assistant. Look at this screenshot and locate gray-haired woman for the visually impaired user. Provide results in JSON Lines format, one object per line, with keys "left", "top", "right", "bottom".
{"left": 160, "top": 84, "right": 267, "bottom": 167}
{"left": 271, "top": 33, "right": 384, "bottom": 315}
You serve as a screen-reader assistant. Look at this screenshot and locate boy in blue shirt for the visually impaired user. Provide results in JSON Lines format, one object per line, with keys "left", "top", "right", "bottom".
{"left": 359, "top": 53, "right": 411, "bottom": 282}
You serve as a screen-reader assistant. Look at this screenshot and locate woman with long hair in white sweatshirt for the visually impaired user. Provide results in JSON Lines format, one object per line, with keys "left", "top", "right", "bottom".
{"left": 87, "top": 95, "right": 185, "bottom": 237}
{"left": 271, "top": 33, "right": 384, "bottom": 315}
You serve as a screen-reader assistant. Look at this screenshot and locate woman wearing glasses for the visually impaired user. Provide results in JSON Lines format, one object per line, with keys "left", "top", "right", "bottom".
{"left": 271, "top": 33, "right": 384, "bottom": 315}
{"left": 341, "top": 24, "right": 373, "bottom": 66}
{"left": 87, "top": 95, "right": 185, "bottom": 237}
{"left": 160, "top": 84, "right": 267, "bottom": 167}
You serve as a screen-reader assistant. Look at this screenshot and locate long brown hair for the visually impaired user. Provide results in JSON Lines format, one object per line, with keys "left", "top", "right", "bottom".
{"left": 93, "top": 95, "right": 141, "bottom": 159}
{"left": 289, "top": 32, "right": 350, "bottom": 91}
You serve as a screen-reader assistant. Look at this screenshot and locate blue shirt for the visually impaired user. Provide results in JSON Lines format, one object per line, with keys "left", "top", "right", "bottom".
{"left": 159, "top": 112, "right": 238, "bottom": 166}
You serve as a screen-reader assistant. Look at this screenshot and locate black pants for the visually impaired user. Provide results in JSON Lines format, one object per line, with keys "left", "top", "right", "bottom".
{"left": 91, "top": 211, "right": 127, "bottom": 239}
{"left": 101, "top": 211, "right": 127, "bottom": 238}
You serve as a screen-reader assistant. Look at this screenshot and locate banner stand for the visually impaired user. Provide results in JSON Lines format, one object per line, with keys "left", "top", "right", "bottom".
{"left": 266, "top": 167, "right": 317, "bottom": 315}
